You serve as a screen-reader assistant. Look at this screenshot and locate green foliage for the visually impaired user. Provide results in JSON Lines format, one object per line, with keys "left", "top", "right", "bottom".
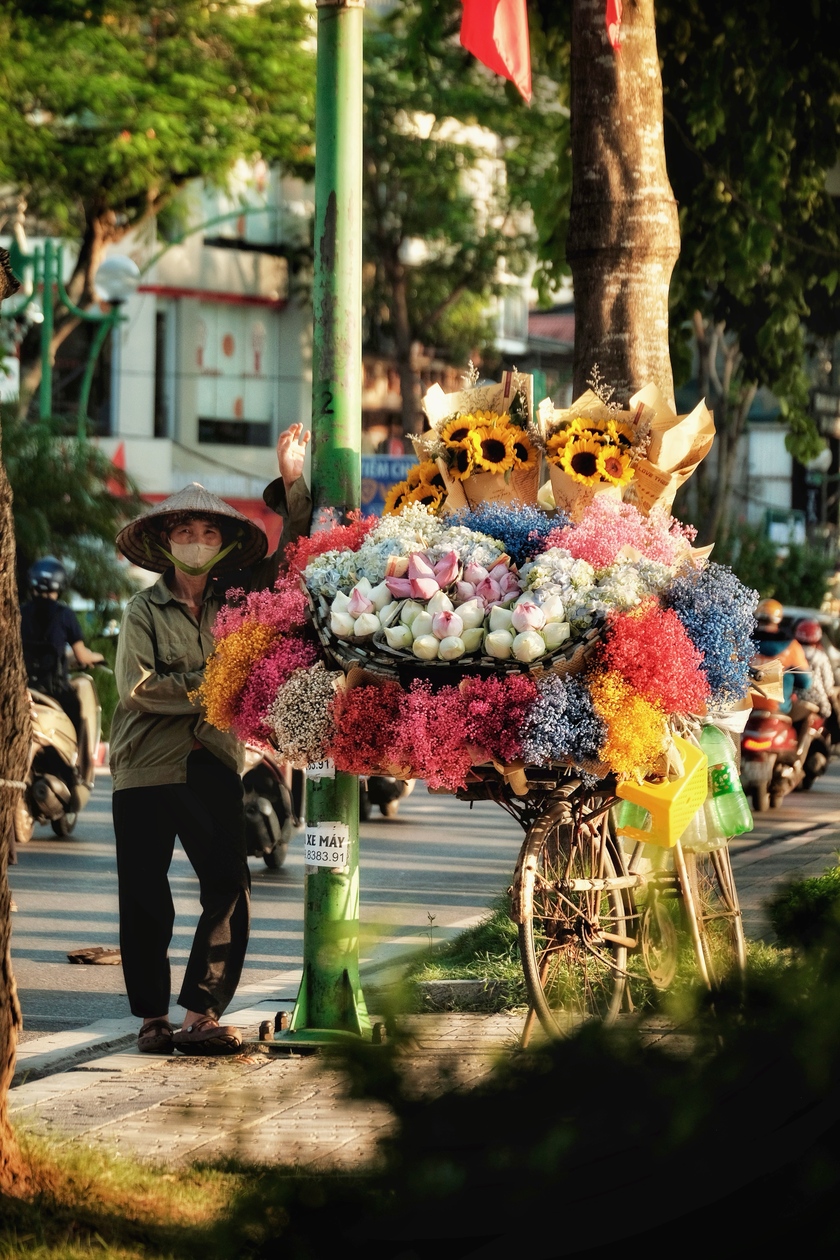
{"left": 716, "top": 524, "right": 832, "bottom": 607}
{"left": 0, "top": 0, "right": 315, "bottom": 291}
{"left": 1, "top": 406, "right": 142, "bottom": 604}
{"left": 769, "top": 864, "right": 840, "bottom": 952}
{"left": 406, "top": 895, "right": 526, "bottom": 1008}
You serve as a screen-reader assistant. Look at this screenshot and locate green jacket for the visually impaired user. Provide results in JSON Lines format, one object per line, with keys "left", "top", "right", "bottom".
{"left": 110, "top": 477, "right": 312, "bottom": 791}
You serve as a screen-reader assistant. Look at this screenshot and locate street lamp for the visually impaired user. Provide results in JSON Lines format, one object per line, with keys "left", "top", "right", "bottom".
{"left": 91, "top": 255, "right": 140, "bottom": 438}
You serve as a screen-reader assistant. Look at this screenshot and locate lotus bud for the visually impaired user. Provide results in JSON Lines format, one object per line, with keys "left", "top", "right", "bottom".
{"left": 369, "top": 581, "right": 392, "bottom": 611}
{"left": 542, "top": 621, "right": 571, "bottom": 650}
{"left": 411, "top": 576, "right": 440, "bottom": 600}
{"left": 330, "top": 610, "right": 356, "bottom": 639}
{"left": 347, "top": 587, "right": 374, "bottom": 617}
{"left": 454, "top": 581, "right": 476, "bottom": 604}
{"left": 384, "top": 624, "right": 413, "bottom": 650}
{"left": 511, "top": 602, "right": 546, "bottom": 633}
{"left": 476, "top": 577, "right": 502, "bottom": 604}
{"left": 499, "top": 571, "right": 522, "bottom": 597}
{"left": 457, "top": 598, "right": 486, "bottom": 630}
{"left": 432, "top": 610, "right": 463, "bottom": 641}
{"left": 412, "top": 634, "right": 440, "bottom": 660}
{"left": 513, "top": 630, "right": 546, "bottom": 662}
{"left": 485, "top": 630, "right": 514, "bottom": 660}
{"left": 438, "top": 635, "right": 466, "bottom": 661}
{"left": 385, "top": 554, "right": 409, "bottom": 578}
{"left": 427, "top": 589, "right": 454, "bottom": 615}
{"left": 488, "top": 560, "right": 512, "bottom": 582}
{"left": 461, "top": 627, "right": 485, "bottom": 653}
{"left": 379, "top": 600, "right": 402, "bottom": 628}
{"left": 408, "top": 552, "right": 436, "bottom": 582}
{"left": 385, "top": 576, "right": 414, "bottom": 598}
{"left": 489, "top": 605, "right": 514, "bottom": 632}
{"left": 539, "top": 594, "right": 566, "bottom": 623}
{"left": 353, "top": 612, "right": 380, "bottom": 638}
{"left": 433, "top": 551, "right": 460, "bottom": 587}
{"left": 400, "top": 600, "right": 424, "bottom": 627}
{"left": 332, "top": 591, "right": 351, "bottom": 613}
{"left": 355, "top": 577, "right": 374, "bottom": 598}
{"left": 464, "top": 563, "right": 489, "bottom": 586}
{"left": 410, "top": 611, "right": 434, "bottom": 638}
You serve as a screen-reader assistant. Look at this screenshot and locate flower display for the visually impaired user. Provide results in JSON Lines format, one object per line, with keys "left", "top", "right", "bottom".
{"left": 598, "top": 601, "right": 709, "bottom": 713}
{"left": 327, "top": 681, "right": 405, "bottom": 776}
{"left": 266, "top": 662, "right": 341, "bottom": 766}
{"left": 453, "top": 502, "right": 564, "bottom": 566}
{"left": 232, "top": 635, "right": 318, "bottom": 743}
{"left": 390, "top": 682, "right": 474, "bottom": 791}
{"left": 461, "top": 675, "right": 537, "bottom": 764}
{"left": 196, "top": 621, "right": 278, "bottom": 732}
{"left": 663, "top": 562, "right": 757, "bottom": 706}
{"left": 519, "top": 675, "right": 607, "bottom": 767}
{"left": 545, "top": 498, "right": 696, "bottom": 571}
{"left": 544, "top": 415, "right": 646, "bottom": 490}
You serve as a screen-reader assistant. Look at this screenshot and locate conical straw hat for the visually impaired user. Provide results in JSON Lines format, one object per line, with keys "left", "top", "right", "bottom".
{"left": 116, "top": 482, "right": 268, "bottom": 574}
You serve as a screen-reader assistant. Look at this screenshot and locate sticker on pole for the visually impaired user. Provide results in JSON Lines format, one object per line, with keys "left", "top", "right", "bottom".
{"left": 306, "top": 759, "right": 335, "bottom": 780}
{"left": 305, "top": 821, "right": 350, "bottom": 870}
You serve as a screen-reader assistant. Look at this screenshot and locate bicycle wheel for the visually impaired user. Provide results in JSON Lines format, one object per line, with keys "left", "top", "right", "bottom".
{"left": 516, "top": 801, "right": 629, "bottom": 1037}
{"left": 682, "top": 845, "right": 747, "bottom": 987}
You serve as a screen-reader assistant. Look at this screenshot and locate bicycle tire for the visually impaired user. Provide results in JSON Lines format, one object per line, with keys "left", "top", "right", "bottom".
{"left": 516, "top": 800, "right": 629, "bottom": 1037}
{"left": 683, "top": 845, "right": 747, "bottom": 987}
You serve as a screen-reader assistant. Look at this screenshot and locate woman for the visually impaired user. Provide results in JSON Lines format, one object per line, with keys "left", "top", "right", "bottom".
{"left": 112, "top": 425, "right": 310, "bottom": 1055}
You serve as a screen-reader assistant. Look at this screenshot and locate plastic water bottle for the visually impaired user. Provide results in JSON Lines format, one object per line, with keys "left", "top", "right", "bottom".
{"left": 615, "top": 800, "right": 652, "bottom": 832}
{"left": 699, "top": 724, "right": 754, "bottom": 837}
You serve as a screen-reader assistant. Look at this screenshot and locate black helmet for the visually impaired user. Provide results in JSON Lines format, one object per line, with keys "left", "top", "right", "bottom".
{"left": 28, "top": 556, "right": 67, "bottom": 596}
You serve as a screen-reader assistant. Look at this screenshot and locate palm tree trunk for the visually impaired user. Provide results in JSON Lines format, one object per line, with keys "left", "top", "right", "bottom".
{"left": 567, "top": 0, "right": 680, "bottom": 405}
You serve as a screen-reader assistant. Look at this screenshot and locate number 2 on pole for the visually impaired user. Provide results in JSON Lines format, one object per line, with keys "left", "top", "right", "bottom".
{"left": 320, "top": 386, "right": 335, "bottom": 417}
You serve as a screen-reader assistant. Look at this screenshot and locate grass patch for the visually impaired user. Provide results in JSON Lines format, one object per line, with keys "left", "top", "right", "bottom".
{"left": 768, "top": 862, "right": 840, "bottom": 951}
{"left": 404, "top": 896, "right": 527, "bottom": 1010}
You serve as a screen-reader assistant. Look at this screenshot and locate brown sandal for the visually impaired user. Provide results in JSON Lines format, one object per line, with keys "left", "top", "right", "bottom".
{"left": 173, "top": 1017, "right": 241, "bottom": 1056}
{"left": 138, "top": 1018, "right": 174, "bottom": 1055}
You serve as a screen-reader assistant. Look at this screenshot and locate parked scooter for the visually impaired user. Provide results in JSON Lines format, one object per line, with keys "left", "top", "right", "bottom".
{"left": 359, "top": 775, "right": 415, "bottom": 820}
{"left": 741, "top": 673, "right": 825, "bottom": 811}
{"left": 17, "top": 670, "right": 101, "bottom": 842}
{"left": 242, "top": 747, "right": 304, "bottom": 869}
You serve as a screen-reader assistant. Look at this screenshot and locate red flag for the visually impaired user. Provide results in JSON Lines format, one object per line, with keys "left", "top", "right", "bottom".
{"left": 107, "top": 441, "right": 127, "bottom": 497}
{"left": 460, "top": 0, "right": 532, "bottom": 103}
{"left": 605, "top": 0, "right": 622, "bottom": 50}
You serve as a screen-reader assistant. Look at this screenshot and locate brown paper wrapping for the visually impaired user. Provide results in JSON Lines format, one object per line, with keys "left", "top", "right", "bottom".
{"left": 548, "top": 464, "right": 622, "bottom": 522}
{"left": 623, "top": 384, "right": 715, "bottom": 515}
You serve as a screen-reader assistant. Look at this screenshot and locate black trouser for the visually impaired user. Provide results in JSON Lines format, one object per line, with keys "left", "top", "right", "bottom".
{"left": 113, "top": 749, "right": 250, "bottom": 1020}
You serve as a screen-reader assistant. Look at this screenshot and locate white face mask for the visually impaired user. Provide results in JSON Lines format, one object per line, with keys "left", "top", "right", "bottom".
{"left": 169, "top": 541, "right": 222, "bottom": 574}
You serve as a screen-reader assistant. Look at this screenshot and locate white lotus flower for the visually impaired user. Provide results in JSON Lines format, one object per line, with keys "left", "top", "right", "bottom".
{"left": 513, "top": 630, "right": 546, "bottom": 662}
{"left": 461, "top": 627, "right": 485, "bottom": 653}
{"left": 410, "top": 611, "right": 434, "bottom": 638}
{"left": 426, "top": 589, "right": 454, "bottom": 615}
{"left": 384, "top": 624, "right": 413, "bottom": 650}
{"left": 330, "top": 610, "right": 356, "bottom": 639}
{"left": 353, "top": 612, "right": 381, "bottom": 638}
{"left": 412, "top": 634, "right": 440, "bottom": 660}
{"left": 485, "top": 630, "right": 514, "bottom": 659}
{"left": 400, "top": 600, "right": 425, "bottom": 627}
{"left": 438, "top": 636, "right": 466, "bottom": 660}
{"left": 488, "top": 605, "right": 514, "bottom": 633}
{"left": 457, "top": 598, "right": 486, "bottom": 630}
{"left": 542, "top": 621, "right": 571, "bottom": 650}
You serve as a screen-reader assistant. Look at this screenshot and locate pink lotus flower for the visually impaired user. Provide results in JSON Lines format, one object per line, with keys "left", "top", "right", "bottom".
{"left": 432, "top": 610, "right": 464, "bottom": 640}
{"left": 454, "top": 581, "right": 476, "bottom": 604}
{"left": 408, "top": 553, "right": 436, "bottom": 582}
{"left": 488, "top": 560, "right": 511, "bottom": 582}
{"left": 412, "top": 577, "right": 440, "bottom": 599}
{"left": 433, "top": 551, "right": 460, "bottom": 587}
{"left": 385, "top": 576, "right": 414, "bottom": 598}
{"left": 408, "top": 552, "right": 440, "bottom": 599}
{"left": 511, "top": 601, "right": 546, "bottom": 633}
{"left": 347, "top": 588, "right": 374, "bottom": 617}
{"left": 385, "top": 554, "right": 409, "bottom": 578}
{"left": 499, "top": 571, "right": 522, "bottom": 597}
{"left": 476, "top": 576, "right": 502, "bottom": 604}
{"left": 464, "top": 563, "right": 489, "bottom": 586}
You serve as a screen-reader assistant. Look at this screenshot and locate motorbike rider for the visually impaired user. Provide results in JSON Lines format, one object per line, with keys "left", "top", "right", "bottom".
{"left": 795, "top": 618, "right": 840, "bottom": 744}
{"left": 20, "top": 557, "right": 105, "bottom": 733}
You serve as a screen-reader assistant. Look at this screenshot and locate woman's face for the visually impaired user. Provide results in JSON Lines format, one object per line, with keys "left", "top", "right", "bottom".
{"left": 165, "top": 518, "right": 223, "bottom": 550}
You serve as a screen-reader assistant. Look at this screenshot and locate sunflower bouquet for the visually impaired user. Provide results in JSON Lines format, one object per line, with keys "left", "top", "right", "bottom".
{"left": 411, "top": 370, "right": 541, "bottom": 512}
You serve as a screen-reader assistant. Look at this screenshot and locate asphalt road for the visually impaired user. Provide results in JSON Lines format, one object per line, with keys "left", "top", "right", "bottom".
{"left": 9, "top": 771, "right": 524, "bottom": 1038}
{"left": 10, "top": 758, "right": 840, "bottom": 1040}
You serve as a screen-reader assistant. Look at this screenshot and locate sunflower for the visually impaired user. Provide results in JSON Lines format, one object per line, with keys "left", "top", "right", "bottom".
{"left": 512, "top": 429, "right": 539, "bottom": 471}
{"left": 405, "top": 483, "right": 445, "bottom": 511}
{"left": 441, "top": 413, "right": 483, "bottom": 447}
{"left": 561, "top": 437, "right": 603, "bottom": 485}
{"left": 607, "top": 419, "right": 637, "bottom": 449}
{"left": 546, "top": 429, "right": 575, "bottom": 464}
{"left": 417, "top": 459, "right": 447, "bottom": 490}
{"left": 405, "top": 464, "right": 423, "bottom": 488}
{"left": 597, "top": 443, "right": 635, "bottom": 487}
{"left": 468, "top": 425, "right": 517, "bottom": 475}
{"left": 447, "top": 443, "right": 475, "bottom": 481}
{"left": 383, "top": 480, "right": 412, "bottom": 515}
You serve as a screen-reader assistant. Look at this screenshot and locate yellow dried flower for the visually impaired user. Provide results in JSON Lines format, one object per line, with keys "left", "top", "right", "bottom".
{"left": 196, "top": 622, "right": 278, "bottom": 731}
{"left": 588, "top": 670, "right": 669, "bottom": 779}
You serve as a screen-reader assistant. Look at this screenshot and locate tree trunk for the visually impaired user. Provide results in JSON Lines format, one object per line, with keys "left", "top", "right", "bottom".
{"left": 0, "top": 254, "right": 31, "bottom": 1194}
{"left": 387, "top": 259, "right": 423, "bottom": 435}
{"left": 567, "top": 0, "right": 680, "bottom": 405}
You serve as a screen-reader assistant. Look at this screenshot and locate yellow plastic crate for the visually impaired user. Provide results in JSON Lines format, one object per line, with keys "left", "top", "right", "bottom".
{"left": 615, "top": 736, "right": 708, "bottom": 849}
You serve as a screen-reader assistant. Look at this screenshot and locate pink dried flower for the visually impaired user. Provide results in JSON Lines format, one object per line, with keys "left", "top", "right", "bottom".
{"left": 231, "top": 634, "right": 318, "bottom": 743}
{"left": 390, "top": 682, "right": 473, "bottom": 792}
{"left": 546, "top": 499, "right": 697, "bottom": 571}
{"left": 461, "top": 675, "right": 538, "bottom": 764}
{"left": 212, "top": 574, "right": 308, "bottom": 641}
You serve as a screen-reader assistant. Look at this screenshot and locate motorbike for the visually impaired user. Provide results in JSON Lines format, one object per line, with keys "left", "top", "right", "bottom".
{"left": 359, "top": 775, "right": 415, "bottom": 820}
{"left": 242, "top": 746, "right": 304, "bottom": 869}
{"left": 17, "top": 670, "right": 101, "bottom": 842}
{"left": 740, "top": 669, "right": 828, "bottom": 811}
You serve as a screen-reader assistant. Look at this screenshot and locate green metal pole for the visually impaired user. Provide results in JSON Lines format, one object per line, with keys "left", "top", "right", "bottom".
{"left": 280, "top": 0, "right": 369, "bottom": 1046}
{"left": 39, "top": 239, "right": 54, "bottom": 422}
{"left": 76, "top": 312, "right": 115, "bottom": 441}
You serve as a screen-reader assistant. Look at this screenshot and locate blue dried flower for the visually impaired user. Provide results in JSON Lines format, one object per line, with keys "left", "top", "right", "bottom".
{"left": 454, "top": 502, "right": 566, "bottom": 567}
{"left": 520, "top": 675, "right": 606, "bottom": 766}
{"left": 663, "top": 562, "right": 757, "bottom": 706}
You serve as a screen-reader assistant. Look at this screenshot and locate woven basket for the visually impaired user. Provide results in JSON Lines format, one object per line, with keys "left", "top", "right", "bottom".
{"left": 307, "top": 587, "right": 604, "bottom": 686}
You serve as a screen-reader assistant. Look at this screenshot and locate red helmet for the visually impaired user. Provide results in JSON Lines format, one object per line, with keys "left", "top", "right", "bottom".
{"left": 795, "top": 619, "right": 822, "bottom": 645}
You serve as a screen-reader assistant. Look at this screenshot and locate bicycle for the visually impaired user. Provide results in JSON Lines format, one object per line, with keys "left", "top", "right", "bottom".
{"left": 457, "top": 762, "right": 747, "bottom": 1044}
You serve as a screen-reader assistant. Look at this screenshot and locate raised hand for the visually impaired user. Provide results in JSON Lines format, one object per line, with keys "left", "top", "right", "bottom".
{"left": 277, "top": 423, "right": 311, "bottom": 491}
